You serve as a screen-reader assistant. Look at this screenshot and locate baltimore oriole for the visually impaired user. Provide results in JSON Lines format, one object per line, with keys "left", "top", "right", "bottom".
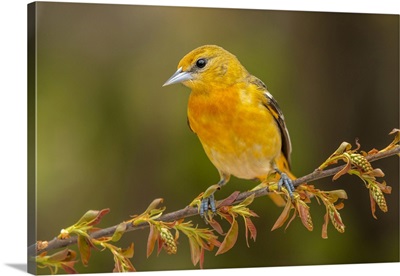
{"left": 163, "top": 45, "right": 295, "bottom": 216}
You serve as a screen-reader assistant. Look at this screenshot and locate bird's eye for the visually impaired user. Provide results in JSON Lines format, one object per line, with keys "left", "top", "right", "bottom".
{"left": 196, "top": 58, "right": 207, "bottom": 68}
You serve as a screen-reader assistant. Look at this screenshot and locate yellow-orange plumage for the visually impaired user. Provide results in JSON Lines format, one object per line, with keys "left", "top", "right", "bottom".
{"left": 164, "top": 45, "right": 294, "bottom": 214}
{"left": 188, "top": 84, "right": 282, "bottom": 180}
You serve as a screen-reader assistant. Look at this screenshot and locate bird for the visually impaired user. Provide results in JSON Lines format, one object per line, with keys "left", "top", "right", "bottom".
{"left": 163, "top": 45, "right": 295, "bottom": 217}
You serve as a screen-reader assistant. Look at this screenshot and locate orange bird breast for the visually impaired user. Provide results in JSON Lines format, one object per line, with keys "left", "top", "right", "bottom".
{"left": 187, "top": 84, "right": 282, "bottom": 181}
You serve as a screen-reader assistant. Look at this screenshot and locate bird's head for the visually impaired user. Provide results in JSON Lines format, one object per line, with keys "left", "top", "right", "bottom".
{"left": 163, "top": 45, "right": 248, "bottom": 90}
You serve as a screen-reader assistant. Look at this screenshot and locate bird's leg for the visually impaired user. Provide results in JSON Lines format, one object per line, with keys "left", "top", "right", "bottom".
{"left": 200, "top": 172, "right": 230, "bottom": 217}
{"left": 274, "top": 167, "right": 295, "bottom": 198}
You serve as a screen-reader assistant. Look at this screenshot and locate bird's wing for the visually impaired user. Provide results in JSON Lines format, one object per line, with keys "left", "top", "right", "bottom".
{"left": 250, "top": 77, "right": 292, "bottom": 167}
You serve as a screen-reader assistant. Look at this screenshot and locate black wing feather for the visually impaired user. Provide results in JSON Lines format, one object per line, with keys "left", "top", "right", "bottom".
{"left": 250, "top": 77, "right": 292, "bottom": 168}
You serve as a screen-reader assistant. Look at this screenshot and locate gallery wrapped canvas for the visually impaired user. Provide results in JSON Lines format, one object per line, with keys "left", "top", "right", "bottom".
{"left": 27, "top": 2, "right": 399, "bottom": 275}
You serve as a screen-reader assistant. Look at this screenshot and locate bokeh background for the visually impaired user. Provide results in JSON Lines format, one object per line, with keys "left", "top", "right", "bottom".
{"left": 31, "top": 2, "right": 398, "bottom": 274}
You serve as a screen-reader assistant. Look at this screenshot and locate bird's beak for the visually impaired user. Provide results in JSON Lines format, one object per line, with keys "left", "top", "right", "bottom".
{"left": 163, "top": 67, "right": 192, "bottom": 87}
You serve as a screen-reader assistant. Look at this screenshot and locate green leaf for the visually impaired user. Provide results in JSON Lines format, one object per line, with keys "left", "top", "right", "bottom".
{"left": 38, "top": 249, "right": 78, "bottom": 274}
{"left": 203, "top": 184, "right": 220, "bottom": 199}
{"left": 47, "top": 248, "right": 73, "bottom": 262}
{"left": 121, "top": 243, "right": 135, "bottom": 258}
{"left": 148, "top": 208, "right": 166, "bottom": 219}
{"left": 327, "top": 189, "right": 348, "bottom": 201}
{"left": 76, "top": 208, "right": 110, "bottom": 227}
{"left": 216, "top": 219, "right": 238, "bottom": 255}
{"left": 111, "top": 222, "right": 127, "bottom": 242}
{"left": 77, "top": 236, "right": 91, "bottom": 266}
{"left": 389, "top": 128, "right": 400, "bottom": 145}
{"left": 144, "top": 198, "right": 164, "bottom": 214}
{"left": 188, "top": 236, "right": 201, "bottom": 266}
{"left": 335, "top": 142, "right": 352, "bottom": 155}
{"left": 239, "top": 194, "right": 255, "bottom": 207}
{"left": 112, "top": 243, "right": 135, "bottom": 272}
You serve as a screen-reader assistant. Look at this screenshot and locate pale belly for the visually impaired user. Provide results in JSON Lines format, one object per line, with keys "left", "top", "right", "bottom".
{"left": 205, "top": 144, "right": 275, "bottom": 180}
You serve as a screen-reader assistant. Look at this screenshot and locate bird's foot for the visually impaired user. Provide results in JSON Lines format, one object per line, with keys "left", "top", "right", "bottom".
{"left": 277, "top": 171, "right": 295, "bottom": 199}
{"left": 200, "top": 194, "right": 216, "bottom": 218}
{"left": 199, "top": 175, "right": 229, "bottom": 219}
{"left": 199, "top": 183, "right": 222, "bottom": 218}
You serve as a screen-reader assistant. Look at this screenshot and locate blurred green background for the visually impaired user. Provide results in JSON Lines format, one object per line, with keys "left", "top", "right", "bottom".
{"left": 32, "top": 2, "right": 399, "bottom": 274}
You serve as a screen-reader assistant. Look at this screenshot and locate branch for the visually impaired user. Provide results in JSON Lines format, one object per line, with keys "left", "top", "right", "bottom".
{"left": 30, "top": 145, "right": 399, "bottom": 257}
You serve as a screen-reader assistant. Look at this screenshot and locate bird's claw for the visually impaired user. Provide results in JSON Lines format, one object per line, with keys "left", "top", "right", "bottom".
{"left": 200, "top": 194, "right": 216, "bottom": 218}
{"left": 278, "top": 172, "right": 295, "bottom": 198}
